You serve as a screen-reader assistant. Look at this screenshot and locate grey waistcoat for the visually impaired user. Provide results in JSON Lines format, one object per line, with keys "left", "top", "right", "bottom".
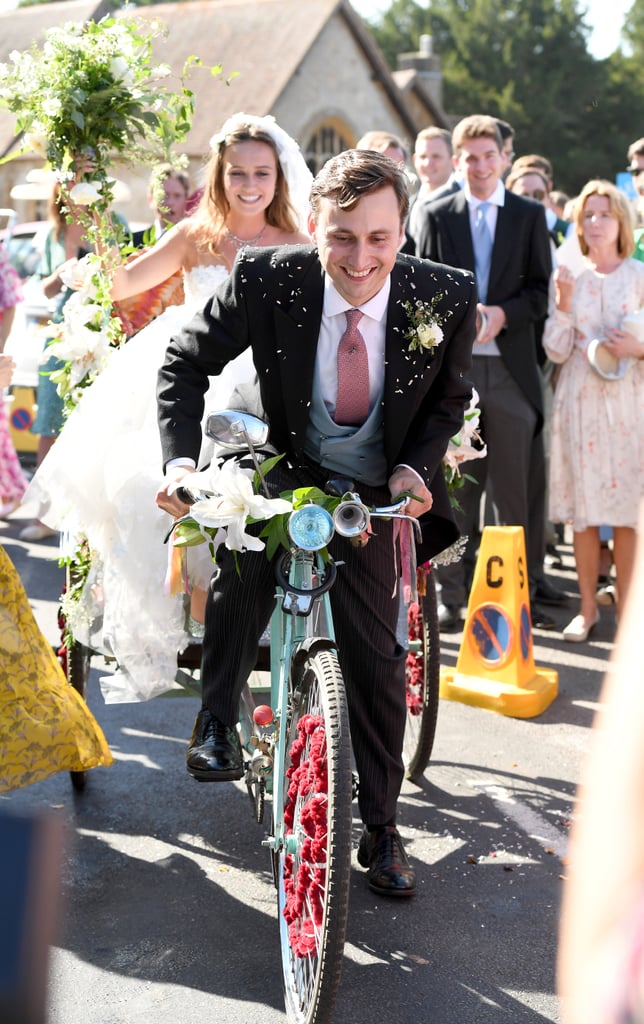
{"left": 303, "top": 362, "right": 388, "bottom": 486}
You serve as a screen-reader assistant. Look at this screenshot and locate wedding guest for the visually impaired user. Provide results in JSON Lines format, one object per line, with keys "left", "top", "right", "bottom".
{"left": 411, "top": 127, "right": 457, "bottom": 203}
{"left": 506, "top": 163, "right": 561, "bottom": 567}
{"left": 0, "top": 542, "right": 112, "bottom": 792}
{"left": 155, "top": 148, "right": 477, "bottom": 895}
{"left": 355, "top": 129, "right": 409, "bottom": 167}
{"left": 495, "top": 118, "right": 515, "bottom": 178}
{"left": 0, "top": 246, "right": 28, "bottom": 519}
{"left": 558, "top": 501, "right": 644, "bottom": 1023}
{"left": 407, "top": 126, "right": 461, "bottom": 240}
{"left": 19, "top": 182, "right": 93, "bottom": 542}
{"left": 543, "top": 179, "right": 644, "bottom": 641}
{"left": 24, "top": 113, "right": 312, "bottom": 704}
{"left": 550, "top": 190, "right": 570, "bottom": 220}
{"left": 626, "top": 137, "right": 644, "bottom": 228}
{"left": 510, "top": 153, "right": 571, "bottom": 244}
{"left": 131, "top": 163, "right": 190, "bottom": 247}
{"left": 408, "top": 113, "right": 564, "bottom": 631}
{"left": 0, "top": 353, "right": 15, "bottom": 389}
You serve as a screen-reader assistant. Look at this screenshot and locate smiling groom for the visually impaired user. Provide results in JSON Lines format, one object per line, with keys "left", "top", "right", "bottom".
{"left": 156, "top": 149, "right": 476, "bottom": 897}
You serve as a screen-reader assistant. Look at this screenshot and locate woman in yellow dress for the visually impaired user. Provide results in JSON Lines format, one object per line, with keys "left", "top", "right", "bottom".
{"left": 0, "top": 540, "right": 112, "bottom": 793}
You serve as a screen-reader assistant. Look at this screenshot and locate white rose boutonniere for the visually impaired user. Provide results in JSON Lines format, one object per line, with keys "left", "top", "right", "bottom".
{"left": 403, "top": 295, "right": 447, "bottom": 355}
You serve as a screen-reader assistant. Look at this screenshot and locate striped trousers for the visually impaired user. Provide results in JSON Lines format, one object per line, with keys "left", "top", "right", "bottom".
{"left": 200, "top": 464, "right": 408, "bottom": 827}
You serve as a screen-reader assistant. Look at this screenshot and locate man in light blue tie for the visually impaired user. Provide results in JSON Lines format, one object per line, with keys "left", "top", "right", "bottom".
{"left": 408, "top": 114, "right": 567, "bottom": 630}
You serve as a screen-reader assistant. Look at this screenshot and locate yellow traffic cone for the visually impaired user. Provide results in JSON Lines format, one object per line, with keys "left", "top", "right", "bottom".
{"left": 439, "top": 526, "right": 558, "bottom": 718}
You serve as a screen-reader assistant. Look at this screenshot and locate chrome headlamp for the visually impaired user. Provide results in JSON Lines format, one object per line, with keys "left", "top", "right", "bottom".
{"left": 288, "top": 504, "right": 335, "bottom": 551}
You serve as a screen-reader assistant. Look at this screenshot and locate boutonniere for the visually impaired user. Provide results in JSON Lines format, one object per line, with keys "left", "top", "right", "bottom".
{"left": 403, "top": 294, "right": 446, "bottom": 354}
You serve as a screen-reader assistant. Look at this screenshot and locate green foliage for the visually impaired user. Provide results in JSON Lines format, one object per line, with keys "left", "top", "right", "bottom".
{"left": 365, "top": 0, "right": 643, "bottom": 195}
{"left": 363, "top": 0, "right": 432, "bottom": 67}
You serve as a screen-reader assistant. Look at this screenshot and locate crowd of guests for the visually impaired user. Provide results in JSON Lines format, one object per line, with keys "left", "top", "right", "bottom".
{"left": 0, "top": 107, "right": 641, "bottom": 1022}
{"left": 402, "top": 115, "right": 643, "bottom": 642}
{"left": 3, "top": 114, "right": 642, "bottom": 647}
{"left": 1, "top": 112, "right": 642, "bottom": 830}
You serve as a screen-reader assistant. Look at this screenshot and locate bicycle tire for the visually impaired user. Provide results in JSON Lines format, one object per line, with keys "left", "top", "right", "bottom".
{"left": 66, "top": 640, "right": 92, "bottom": 791}
{"left": 403, "top": 569, "right": 440, "bottom": 782}
{"left": 277, "top": 647, "right": 352, "bottom": 1024}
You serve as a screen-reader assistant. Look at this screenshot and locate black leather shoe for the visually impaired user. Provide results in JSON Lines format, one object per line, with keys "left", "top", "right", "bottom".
{"left": 533, "top": 578, "right": 569, "bottom": 606}
{"left": 531, "top": 605, "right": 556, "bottom": 630}
{"left": 186, "top": 708, "right": 243, "bottom": 782}
{"left": 357, "top": 826, "right": 416, "bottom": 897}
{"left": 438, "top": 602, "right": 461, "bottom": 630}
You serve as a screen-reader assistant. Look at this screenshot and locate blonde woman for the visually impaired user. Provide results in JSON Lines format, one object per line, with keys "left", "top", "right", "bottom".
{"left": 25, "top": 114, "right": 312, "bottom": 702}
{"left": 544, "top": 180, "right": 644, "bottom": 641}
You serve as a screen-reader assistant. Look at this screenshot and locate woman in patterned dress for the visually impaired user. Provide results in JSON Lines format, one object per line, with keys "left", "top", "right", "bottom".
{"left": 544, "top": 180, "right": 644, "bottom": 641}
{"left": 0, "top": 243, "right": 29, "bottom": 518}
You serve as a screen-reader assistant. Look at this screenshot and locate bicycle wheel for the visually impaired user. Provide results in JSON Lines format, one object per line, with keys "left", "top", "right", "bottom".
{"left": 277, "top": 647, "right": 352, "bottom": 1024}
{"left": 66, "top": 639, "right": 92, "bottom": 792}
{"left": 403, "top": 568, "right": 440, "bottom": 783}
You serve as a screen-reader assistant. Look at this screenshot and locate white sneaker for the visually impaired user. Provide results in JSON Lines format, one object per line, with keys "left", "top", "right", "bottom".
{"left": 562, "top": 612, "right": 599, "bottom": 643}
{"left": 18, "top": 522, "right": 58, "bottom": 542}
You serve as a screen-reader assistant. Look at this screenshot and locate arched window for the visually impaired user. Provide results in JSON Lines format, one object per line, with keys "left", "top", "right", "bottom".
{"left": 305, "top": 122, "right": 353, "bottom": 175}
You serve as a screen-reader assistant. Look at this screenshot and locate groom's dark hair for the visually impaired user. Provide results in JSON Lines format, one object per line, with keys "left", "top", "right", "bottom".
{"left": 309, "top": 149, "right": 409, "bottom": 223}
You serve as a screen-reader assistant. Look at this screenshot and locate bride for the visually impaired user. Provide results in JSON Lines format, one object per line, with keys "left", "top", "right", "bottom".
{"left": 26, "top": 112, "right": 312, "bottom": 703}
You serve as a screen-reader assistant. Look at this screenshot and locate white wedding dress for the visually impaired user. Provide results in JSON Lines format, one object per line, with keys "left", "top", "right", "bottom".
{"left": 27, "top": 263, "right": 258, "bottom": 703}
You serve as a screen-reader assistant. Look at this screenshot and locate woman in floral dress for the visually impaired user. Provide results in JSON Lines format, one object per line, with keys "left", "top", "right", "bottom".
{"left": 544, "top": 179, "right": 644, "bottom": 641}
{"left": 0, "top": 352, "right": 110, "bottom": 790}
{"left": 0, "top": 242, "right": 29, "bottom": 518}
{"left": 0, "top": 542, "right": 112, "bottom": 792}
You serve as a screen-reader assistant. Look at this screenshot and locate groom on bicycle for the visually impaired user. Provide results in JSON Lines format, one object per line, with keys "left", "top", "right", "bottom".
{"left": 156, "top": 149, "right": 476, "bottom": 897}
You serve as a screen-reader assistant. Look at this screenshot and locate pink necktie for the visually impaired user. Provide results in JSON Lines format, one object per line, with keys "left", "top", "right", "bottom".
{"left": 334, "top": 308, "right": 370, "bottom": 426}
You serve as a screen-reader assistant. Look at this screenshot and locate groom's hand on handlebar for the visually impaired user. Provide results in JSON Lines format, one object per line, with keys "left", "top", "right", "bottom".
{"left": 387, "top": 468, "right": 433, "bottom": 519}
{"left": 156, "top": 466, "right": 193, "bottom": 518}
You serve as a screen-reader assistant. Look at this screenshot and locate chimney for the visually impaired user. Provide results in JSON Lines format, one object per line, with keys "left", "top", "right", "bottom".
{"left": 397, "top": 34, "right": 443, "bottom": 111}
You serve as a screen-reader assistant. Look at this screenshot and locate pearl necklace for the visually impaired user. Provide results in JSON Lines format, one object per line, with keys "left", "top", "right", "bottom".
{"left": 225, "top": 225, "right": 267, "bottom": 250}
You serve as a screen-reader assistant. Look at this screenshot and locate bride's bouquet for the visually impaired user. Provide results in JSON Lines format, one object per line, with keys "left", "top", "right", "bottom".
{"left": 0, "top": 14, "right": 221, "bottom": 410}
{"left": 0, "top": 15, "right": 199, "bottom": 198}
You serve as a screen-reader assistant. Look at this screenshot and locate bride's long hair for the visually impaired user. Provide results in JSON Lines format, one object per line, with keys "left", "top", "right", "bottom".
{"left": 190, "top": 122, "right": 300, "bottom": 256}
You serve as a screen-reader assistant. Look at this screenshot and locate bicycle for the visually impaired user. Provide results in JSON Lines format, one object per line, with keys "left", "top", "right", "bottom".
{"left": 173, "top": 409, "right": 422, "bottom": 1024}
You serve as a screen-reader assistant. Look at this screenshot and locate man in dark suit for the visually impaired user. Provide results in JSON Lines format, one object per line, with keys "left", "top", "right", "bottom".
{"left": 156, "top": 150, "right": 476, "bottom": 897}
{"left": 408, "top": 114, "right": 565, "bottom": 630}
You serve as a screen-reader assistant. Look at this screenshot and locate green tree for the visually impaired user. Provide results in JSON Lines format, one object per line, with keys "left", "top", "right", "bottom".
{"left": 365, "top": 0, "right": 639, "bottom": 194}
{"left": 363, "top": 0, "right": 432, "bottom": 68}
{"left": 622, "top": 0, "right": 644, "bottom": 57}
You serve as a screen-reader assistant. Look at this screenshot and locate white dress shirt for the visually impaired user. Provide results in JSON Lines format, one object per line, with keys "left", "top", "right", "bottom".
{"left": 463, "top": 178, "right": 505, "bottom": 239}
{"left": 318, "top": 276, "right": 390, "bottom": 418}
{"left": 169, "top": 273, "right": 423, "bottom": 487}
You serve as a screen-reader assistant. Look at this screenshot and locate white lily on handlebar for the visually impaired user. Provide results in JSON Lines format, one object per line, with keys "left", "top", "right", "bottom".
{"left": 171, "top": 456, "right": 293, "bottom": 553}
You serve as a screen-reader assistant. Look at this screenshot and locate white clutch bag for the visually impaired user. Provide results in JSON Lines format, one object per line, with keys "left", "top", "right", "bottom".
{"left": 586, "top": 338, "right": 632, "bottom": 381}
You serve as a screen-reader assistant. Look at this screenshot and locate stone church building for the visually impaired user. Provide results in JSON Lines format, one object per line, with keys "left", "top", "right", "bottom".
{"left": 0, "top": 0, "right": 448, "bottom": 222}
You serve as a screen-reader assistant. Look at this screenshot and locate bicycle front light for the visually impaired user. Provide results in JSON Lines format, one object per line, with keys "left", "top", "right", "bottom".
{"left": 288, "top": 504, "right": 334, "bottom": 551}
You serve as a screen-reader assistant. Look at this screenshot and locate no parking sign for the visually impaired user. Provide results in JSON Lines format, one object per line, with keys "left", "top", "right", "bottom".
{"left": 7, "top": 386, "right": 38, "bottom": 454}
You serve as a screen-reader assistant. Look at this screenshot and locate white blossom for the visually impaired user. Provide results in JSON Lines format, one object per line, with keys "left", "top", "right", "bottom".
{"left": 69, "top": 181, "right": 102, "bottom": 206}
{"left": 416, "top": 322, "right": 443, "bottom": 350}
{"left": 188, "top": 459, "right": 292, "bottom": 552}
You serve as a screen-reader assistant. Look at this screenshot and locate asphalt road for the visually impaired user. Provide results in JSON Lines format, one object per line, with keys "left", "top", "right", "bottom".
{"left": 1, "top": 508, "right": 616, "bottom": 1024}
